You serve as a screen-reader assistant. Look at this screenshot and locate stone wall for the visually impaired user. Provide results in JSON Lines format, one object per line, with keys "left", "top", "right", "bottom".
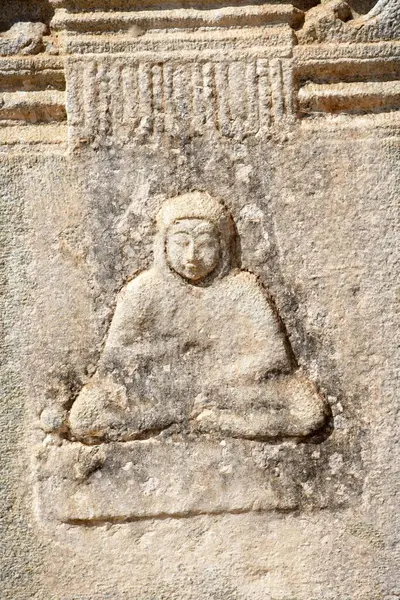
{"left": 1, "top": 2, "right": 399, "bottom": 599}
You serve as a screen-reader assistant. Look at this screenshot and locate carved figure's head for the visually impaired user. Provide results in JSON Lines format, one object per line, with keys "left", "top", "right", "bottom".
{"left": 155, "top": 192, "right": 240, "bottom": 284}
{"left": 166, "top": 218, "right": 220, "bottom": 282}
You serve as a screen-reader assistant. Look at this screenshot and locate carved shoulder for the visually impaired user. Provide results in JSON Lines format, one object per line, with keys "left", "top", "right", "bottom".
{"left": 222, "top": 270, "right": 291, "bottom": 370}
{"left": 106, "top": 269, "right": 158, "bottom": 346}
{"left": 124, "top": 268, "right": 158, "bottom": 302}
{"left": 224, "top": 271, "right": 276, "bottom": 318}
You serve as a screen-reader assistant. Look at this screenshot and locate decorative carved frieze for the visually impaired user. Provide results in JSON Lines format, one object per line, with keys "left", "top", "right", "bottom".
{"left": 0, "top": 1, "right": 398, "bottom": 149}
{"left": 66, "top": 56, "right": 296, "bottom": 145}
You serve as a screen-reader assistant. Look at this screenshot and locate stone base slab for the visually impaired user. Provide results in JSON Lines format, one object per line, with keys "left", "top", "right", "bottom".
{"left": 34, "top": 438, "right": 304, "bottom": 523}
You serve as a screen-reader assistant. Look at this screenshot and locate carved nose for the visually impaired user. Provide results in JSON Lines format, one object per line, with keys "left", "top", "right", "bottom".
{"left": 186, "top": 242, "right": 196, "bottom": 261}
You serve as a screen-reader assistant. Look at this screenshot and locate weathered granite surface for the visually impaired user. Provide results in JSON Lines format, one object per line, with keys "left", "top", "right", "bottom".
{"left": 0, "top": 1, "right": 399, "bottom": 599}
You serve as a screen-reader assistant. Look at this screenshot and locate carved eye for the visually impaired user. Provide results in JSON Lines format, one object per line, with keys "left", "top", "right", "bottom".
{"left": 197, "top": 235, "right": 216, "bottom": 247}
{"left": 172, "top": 233, "right": 190, "bottom": 246}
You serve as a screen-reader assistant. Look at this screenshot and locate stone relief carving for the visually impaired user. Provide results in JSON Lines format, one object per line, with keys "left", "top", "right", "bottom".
{"left": 67, "top": 57, "right": 284, "bottom": 145}
{"left": 67, "top": 192, "right": 329, "bottom": 444}
{"left": 24, "top": 1, "right": 384, "bottom": 524}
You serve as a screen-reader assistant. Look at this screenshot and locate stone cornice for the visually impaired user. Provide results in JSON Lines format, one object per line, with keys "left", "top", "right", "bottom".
{"left": 50, "top": 3, "right": 303, "bottom": 33}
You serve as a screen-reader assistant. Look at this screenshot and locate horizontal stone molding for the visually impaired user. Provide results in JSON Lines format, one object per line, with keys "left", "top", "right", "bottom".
{"left": 0, "top": 56, "right": 64, "bottom": 78}
{"left": 0, "top": 91, "right": 66, "bottom": 123}
{"left": 49, "top": 0, "right": 296, "bottom": 9}
{"left": 294, "top": 42, "right": 400, "bottom": 121}
{"left": 298, "top": 81, "right": 400, "bottom": 115}
{"left": 51, "top": 4, "right": 302, "bottom": 33}
{"left": 299, "top": 110, "right": 400, "bottom": 132}
{"left": 0, "top": 58, "right": 65, "bottom": 91}
{"left": 62, "top": 26, "right": 294, "bottom": 57}
{"left": 294, "top": 42, "right": 400, "bottom": 63}
{"left": 0, "top": 56, "right": 67, "bottom": 146}
{"left": 0, "top": 123, "right": 68, "bottom": 148}
{"left": 295, "top": 59, "right": 400, "bottom": 87}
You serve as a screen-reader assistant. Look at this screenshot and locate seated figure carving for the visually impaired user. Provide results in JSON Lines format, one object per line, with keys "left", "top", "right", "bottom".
{"left": 69, "top": 192, "right": 329, "bottom": 444}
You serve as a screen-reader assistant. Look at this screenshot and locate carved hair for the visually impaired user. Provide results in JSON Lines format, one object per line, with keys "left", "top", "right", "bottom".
{"left": 156, "top": 191, "right": 225, "bottom": 229}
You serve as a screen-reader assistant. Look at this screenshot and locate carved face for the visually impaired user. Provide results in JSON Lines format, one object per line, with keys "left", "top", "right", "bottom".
{"left": 166, "top": 219, "right": 221, "bottom": 282}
